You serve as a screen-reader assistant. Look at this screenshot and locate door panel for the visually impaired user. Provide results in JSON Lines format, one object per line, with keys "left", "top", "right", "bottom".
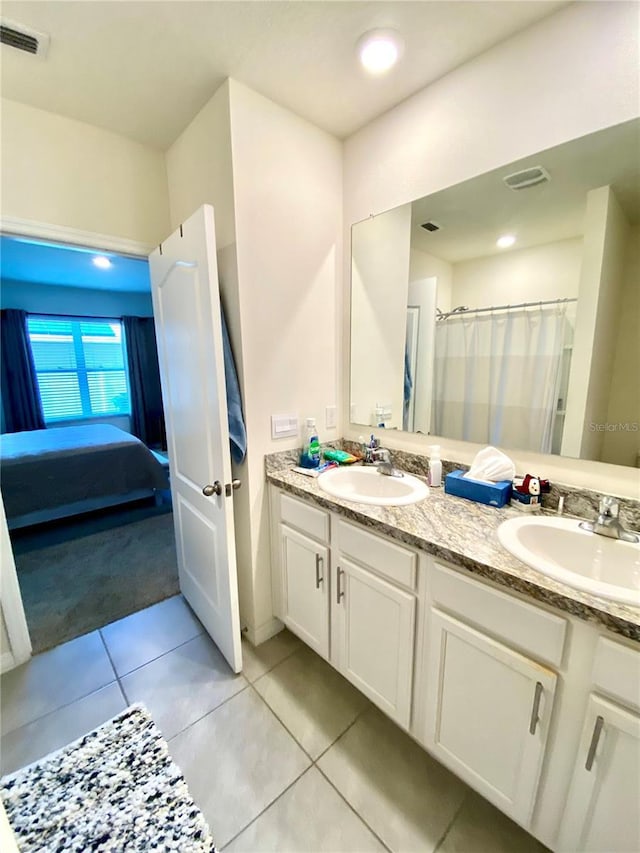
{"left": 281, "top": 525, "right": 329, "bottom": 658}
{"left": 337, "top": 557, "right": 415, "bottom": 727}
{"left": 424, "top": 608, "right": 556, "bottom": 825}
{"left": 149, "top": 206, "right": 242, "bottom": 673}
{"left": 557, "top": 694, "right": 640, "bottom": 852}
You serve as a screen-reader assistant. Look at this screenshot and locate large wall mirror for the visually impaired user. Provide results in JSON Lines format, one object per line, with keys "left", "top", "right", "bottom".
{"left": 350, "top": 118, "right": 640, "bottom": 468}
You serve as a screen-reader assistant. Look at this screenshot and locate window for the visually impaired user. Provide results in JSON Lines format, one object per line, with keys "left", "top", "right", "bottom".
{"left": 27, "top": 316, "right": 131, "bottom": 422}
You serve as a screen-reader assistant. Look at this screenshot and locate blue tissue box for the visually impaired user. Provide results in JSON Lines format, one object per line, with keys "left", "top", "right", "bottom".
{"left": 444, "top": 470, "right": 512, "bottom": 508}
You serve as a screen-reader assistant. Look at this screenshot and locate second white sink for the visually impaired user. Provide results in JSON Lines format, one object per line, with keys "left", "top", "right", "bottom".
{"left": 317, "top": 465, "right": 429, "bottom": 506}
{"left": 498, "top": 516, "right": 640, "bottom": 606}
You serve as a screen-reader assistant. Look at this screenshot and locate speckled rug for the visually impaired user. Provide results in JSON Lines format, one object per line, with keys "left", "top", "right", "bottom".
{"left": 0, "top": 705, "right": 215, "bottom": 853}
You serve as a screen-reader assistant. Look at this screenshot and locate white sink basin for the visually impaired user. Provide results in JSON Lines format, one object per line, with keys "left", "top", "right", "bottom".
{"left": 498, "top": 516, "right": 640, "bottom": 606}
{"left": 317, "top": 465, "right": 429, "bottom": 507}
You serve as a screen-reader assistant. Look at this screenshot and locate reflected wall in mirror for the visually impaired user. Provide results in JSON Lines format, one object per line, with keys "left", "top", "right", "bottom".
{"left": 350, "top": 119, "right": 640, "bottom": 468}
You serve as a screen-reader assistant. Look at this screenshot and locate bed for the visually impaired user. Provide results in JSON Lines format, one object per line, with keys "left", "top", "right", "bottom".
{"left": 0, "top": 424, "right": 170, "bottom": 529}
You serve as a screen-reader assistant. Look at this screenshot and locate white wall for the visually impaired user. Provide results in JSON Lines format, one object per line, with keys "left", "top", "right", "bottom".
{"left": 343, "top": 0, "right": 640, "bottom": 498}
{"left": 407, "top": 273, "right": 437, "bottom": 434}
{"left": 603, "top": 224, "right": 640, "bottom": 467}
{"left": 409, "top": 248, "right": 453, "bottom": 313}
{"left": 351, "top": 205, "right": 411, "bottom": 428}
{"left": 165, "top": 79, "right": 342, "bottom": 641}
{"left": 0, "top": 99, "right": 170, "bottom": 247}
{"left": 450, "top": 238, "right": 582, "bottom": 308}
{"left": 562, "top": 188, "right": 627, "bottom": 459}
{"left": 229, "top": 79, "right": 342, "bottom": 640}
{"left": 164, "top": 81, "right": 257, "bottom": 634}
{"left": 0, "top": 280, "right": 153, "bottom": 317}
{"left": 563, "top": 187, "right": 630, "bottom": 461}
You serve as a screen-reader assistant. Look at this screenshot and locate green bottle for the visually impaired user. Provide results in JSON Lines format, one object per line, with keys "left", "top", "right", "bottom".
{"left": 300, "top": 418, "right": 321, "bottom": 468}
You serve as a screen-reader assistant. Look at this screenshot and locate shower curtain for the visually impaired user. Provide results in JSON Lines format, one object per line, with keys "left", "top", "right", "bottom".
{"left": 432, "top": 305, "right": 568, "bottom": 454}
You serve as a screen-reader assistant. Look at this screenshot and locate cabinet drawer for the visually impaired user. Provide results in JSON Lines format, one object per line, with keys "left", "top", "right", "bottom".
{"left": 430, "top": 562, "right": 566, "bottom": 667}
{"left": 280, "top": 493, "right": 329, "bottom": 543}
{"left": 337, "top": 520, "right": 416, "bottom": 590}
{"left": 592, "top": 637, "right": 640, "bottom": 711}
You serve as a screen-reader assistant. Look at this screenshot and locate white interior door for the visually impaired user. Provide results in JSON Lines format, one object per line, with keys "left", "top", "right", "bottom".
{"left": 0, "top": 496, "right": 32, "bottom": 673}
{"left": 149, "top": 205, "right": 242, "bottom": 673}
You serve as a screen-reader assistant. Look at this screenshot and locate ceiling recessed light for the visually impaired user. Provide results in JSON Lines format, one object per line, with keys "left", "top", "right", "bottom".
{"left": 357, "top": 29, "right": 403, "bottom": 75}
{"left": 92, "top": 255, "right": 112, "bottom": 269}
{"left": 496, "top": 235, "right": 516, "bottom": 249}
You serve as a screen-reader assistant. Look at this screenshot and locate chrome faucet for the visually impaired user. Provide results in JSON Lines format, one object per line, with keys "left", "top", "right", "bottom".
{"left": 372, "top": 447, "right": 404, "bottom": 478}
{"left": 579, "top": 496, "right": 639, "bottom": 543}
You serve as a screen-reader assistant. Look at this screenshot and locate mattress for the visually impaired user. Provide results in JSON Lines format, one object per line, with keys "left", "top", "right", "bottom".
{"left": 0, "top": 424, "right": 169, "bottom": 519}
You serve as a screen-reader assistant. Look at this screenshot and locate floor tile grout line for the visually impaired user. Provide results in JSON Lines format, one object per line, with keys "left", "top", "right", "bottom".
{"left": 105, "top": 626, "right": 205, "bottom": 680}
{"left": 313, "top": 762, "right": 394, "bottom": 853}
{"left": 0, "top": 678, "right": 122, "bottom": 743}
{"left": 219, "top": 765, "right": 311, "bottom": 850}
{"left": 244, "top": 639, "right": 304, "bottom": 685}
{"left": 311, "top": 701, "right": 373, "bottom": 765}
{"left": 233, "top": 684, "right": 391, "bottom": 850}
{"left": 166, "top": 680, "right": 251, "bottom": 744}
{"left": 98, "top": 629, "right": 126, "bottom": 699}
{"left": 246, "top": 682, "right": 316, "bottom": 765}
{"left": 432, "top": 790, "right": 470, "bottom": 853}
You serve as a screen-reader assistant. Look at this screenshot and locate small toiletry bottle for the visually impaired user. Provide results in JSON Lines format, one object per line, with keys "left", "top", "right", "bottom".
{"left": 300, "top": 418, "right": 321, "bottom": 468}
{"left": 428, "top": 445, "right": 442, "bottom": 487}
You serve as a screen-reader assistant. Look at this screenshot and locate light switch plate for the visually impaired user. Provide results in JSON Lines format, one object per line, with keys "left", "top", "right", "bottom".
{"left": 325, "top": 405, "right": 337, "bottom": 429}
{"left": 271, "top": 414, "right": 298, "bottom": 439}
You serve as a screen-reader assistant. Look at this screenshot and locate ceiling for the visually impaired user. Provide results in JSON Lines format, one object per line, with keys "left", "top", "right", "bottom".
{"left": 0, "top": 1, "right": 568, "bottom": 150}
{"left": 407, "top": 118, "right": 640, "bottom": 263}
{"left": 0, "top": 236, "right": 151, "bottom": 292}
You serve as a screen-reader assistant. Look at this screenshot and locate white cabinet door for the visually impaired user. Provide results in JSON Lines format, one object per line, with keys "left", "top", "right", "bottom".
{"left": 335, "top": 557, "right": 415, "bottom": 728}
{"left": 280, "top": 525, "right": 329, "bottom": 659}
{"left": 557, "top": 694, "right": 640, "bottom": 853}
{"left": 424, "top": 608, "right": 557, "bottom": 826}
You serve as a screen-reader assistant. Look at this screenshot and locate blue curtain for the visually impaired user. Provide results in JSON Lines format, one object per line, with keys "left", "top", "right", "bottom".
{"left": 122, "top": 316, "right": 166, "bottom": 449}
{"left": 0, "top": 309, "right": 45, "bottom": 433}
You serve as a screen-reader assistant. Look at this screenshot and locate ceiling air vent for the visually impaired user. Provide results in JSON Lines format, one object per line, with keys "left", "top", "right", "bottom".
{"left": 502, "top": 166, "right": 550, "bottom": 191}
{"left": 421, "top": 221, "right": 440, "bottom": 232}
{"left": 0, "top": 19, "right": 50, "bottom": 58}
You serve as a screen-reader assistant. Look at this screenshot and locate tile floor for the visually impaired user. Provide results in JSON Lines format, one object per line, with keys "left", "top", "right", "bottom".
{"left": 1, "top": 595, "right": 548, "bottom": 852}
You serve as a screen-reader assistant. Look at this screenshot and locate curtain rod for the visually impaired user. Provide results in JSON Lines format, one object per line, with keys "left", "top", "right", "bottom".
{"left": 437, "top": 297, "right": 577, "bottom": 321}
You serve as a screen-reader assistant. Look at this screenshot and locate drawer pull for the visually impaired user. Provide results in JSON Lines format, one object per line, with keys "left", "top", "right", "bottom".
{"left": 315, "top": 554, "right": 324, "bottom": 589}
{"left": 585, "top": 715, "right": 605, "bottom": 771}
{"left": 529, "top": 681, "right": 544, "bottom": 735}
{"left": 336, "top": 566, "right": 345, "bottom": 604}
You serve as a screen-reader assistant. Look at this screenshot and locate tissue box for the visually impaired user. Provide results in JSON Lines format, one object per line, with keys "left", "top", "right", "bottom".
{"left": 445, "top": 470, "right": 512, "bottom": 508}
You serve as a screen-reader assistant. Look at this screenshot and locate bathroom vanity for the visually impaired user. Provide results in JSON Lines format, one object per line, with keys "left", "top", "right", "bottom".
{"left": 267, "top": 464, "right": 640, "bottom": 852}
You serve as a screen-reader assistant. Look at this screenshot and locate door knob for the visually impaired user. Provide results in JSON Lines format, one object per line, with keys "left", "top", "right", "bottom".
{"left": 225, "top": 479, "right": 242, "bottom": 496}
{"left": 203, "top": 481, "right": 223, "bottom": 497}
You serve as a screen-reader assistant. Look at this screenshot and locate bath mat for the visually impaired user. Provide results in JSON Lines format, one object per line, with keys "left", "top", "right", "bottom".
{"left": 0, "top": 705, "right": 215, "bottom": 852}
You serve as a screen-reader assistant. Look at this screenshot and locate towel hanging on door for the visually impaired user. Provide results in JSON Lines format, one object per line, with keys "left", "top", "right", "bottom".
{"left": 221, "top": 305, "right": 247, "bottom": 464}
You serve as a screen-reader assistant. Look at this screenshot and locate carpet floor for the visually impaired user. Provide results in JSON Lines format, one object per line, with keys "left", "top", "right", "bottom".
{"left": 13, "top": 509, "right": 179, "bottom": 653}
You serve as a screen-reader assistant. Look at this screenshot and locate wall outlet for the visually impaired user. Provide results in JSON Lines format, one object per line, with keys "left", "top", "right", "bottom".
{"left": 325, "top": 405, "right": 337, "bottom": 429}
{"left": 271, "top": 414, "right": 298, "bottom": 439}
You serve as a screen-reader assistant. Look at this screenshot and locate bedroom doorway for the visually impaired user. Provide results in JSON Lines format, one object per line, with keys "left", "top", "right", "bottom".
{"left": 0, "top": 229, "right": 178, "bottom": 655}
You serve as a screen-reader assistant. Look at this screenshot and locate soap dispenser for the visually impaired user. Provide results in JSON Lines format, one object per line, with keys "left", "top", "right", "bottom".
{"left": 428, "top": 445, "right": 442, "bottom": 487}
{"left": 300, "top": 418, "right": 321, "bottom": 469}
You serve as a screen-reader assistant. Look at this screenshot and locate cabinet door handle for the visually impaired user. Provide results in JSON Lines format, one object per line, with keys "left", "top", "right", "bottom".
{"left": 315, "top": 554, "right": 323, "bottom": 589}
{"left": 585, "top": 715, "right": 605, "bottom": 771}
{"left": 336, "top": 566, "right": 344, "bottom": 604}
{"left": 529, "top": 681, "right": 544, "bottom": 735}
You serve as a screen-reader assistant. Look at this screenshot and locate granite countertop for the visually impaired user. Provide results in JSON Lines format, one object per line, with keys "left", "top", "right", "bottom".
{"left": 267, "top": 465, "right": 640, "bottom": 643}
